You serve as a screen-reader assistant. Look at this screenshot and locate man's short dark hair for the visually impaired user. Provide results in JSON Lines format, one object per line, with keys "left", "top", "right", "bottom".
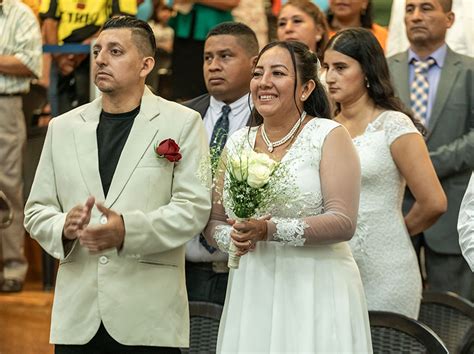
{"left": 102, "top": 16, "right": 156, "bottom": 57}
{"left": 437, "top": 0, "right": 453, "bottom": 12}
{"left": 206, "top": 22, "right": 259, "bottom": 57}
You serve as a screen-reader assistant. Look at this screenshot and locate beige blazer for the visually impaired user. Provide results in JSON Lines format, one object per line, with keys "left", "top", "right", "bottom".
{"left": 24, "top": 88, "right": 212, "bottom": 347}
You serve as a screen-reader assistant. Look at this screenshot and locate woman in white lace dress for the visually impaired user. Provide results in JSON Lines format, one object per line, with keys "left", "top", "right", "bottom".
{"left": 204, "top": 41, "right": 372, "bottom": 353}
{"left": 323, "top": 28, "right": 447, "bottom": 319}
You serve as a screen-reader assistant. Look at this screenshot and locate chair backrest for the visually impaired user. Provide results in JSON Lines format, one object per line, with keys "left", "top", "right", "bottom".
{"left": 369, "top": 311, "right": 448, "bottom": 353}
{"left": 418, "top": 291, "right": 474, "bottom": 354}
{"left": 459, "top": 325, "right": 474, "bottom": 354}
{"left": 185, "top": 301, "right": 223, "bottom": 354}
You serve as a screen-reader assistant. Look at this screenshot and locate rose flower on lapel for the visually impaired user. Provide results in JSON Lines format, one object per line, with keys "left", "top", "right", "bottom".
{"left": 155, "top": 138, "right": 182, "bottom": 162}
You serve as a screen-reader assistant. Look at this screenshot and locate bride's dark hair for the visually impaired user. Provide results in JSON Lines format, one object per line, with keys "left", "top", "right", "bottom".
{"left": 249, "top": 40, "right": 332, "bottom": 127}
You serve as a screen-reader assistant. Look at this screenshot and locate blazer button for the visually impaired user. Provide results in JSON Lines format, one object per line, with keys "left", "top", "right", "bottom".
{"left": 100, "top": 215, "right": 108, "bottom": 225}
{"left": 99, "top": 256, "right": 109, "bottom": 265}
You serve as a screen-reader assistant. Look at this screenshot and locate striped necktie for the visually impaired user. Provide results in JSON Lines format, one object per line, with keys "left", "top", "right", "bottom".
{"left": 410, "top": 58, "right": 435, "bottom": 125}
{"left": 210, "top": 104, "right": 231, "bottom": 155}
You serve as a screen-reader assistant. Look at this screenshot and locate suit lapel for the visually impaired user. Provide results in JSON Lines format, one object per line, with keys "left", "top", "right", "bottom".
{"left": 427, "top": 48, "right": 461, "bottom": 138}
{"left": 75, "top": 98, "right": 106, "bottom": 201}
{"left": 105, "top": 91, "right": 161, "bottom": 208}
{"left": 196, "top": 95, "right": 210, "bottom": 118}
{"left": 391, "top": 52, "right": 411, "bottom": 108}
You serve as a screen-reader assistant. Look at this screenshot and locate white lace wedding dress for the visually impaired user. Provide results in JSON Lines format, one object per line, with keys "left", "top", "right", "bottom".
{"left": 349, "top": 110, "right": 423, "bottom": 319}
{"left": 206, "top": 118, "right": 372, "bottom": 353}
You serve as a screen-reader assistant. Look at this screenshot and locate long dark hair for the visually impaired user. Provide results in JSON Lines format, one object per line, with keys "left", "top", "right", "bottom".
{"left": 327, "top": 0, "right": 374, "bottom": 29}
{"left": 250, "top": 40, "right": 332, "bottom": 126}
{"left": 324, "top": 28, "right": 425, "bottom": 134}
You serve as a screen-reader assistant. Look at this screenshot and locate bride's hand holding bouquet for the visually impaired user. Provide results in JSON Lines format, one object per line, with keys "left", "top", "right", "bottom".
{"left": 218, "top": 147, "right": 279, "bottom": 269}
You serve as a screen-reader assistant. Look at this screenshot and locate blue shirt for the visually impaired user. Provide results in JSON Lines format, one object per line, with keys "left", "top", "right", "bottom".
{"left": 408, "top": 44, "right": 447, "bottom": 124}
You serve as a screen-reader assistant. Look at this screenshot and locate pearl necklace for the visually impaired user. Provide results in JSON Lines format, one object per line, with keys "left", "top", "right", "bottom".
{"left": 261, "top": 111, "right": 307, "bottom": 152}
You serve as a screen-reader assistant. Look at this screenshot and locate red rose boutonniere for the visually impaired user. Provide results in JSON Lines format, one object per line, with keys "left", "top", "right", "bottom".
{"left": 155, "top": 138, "right": 182, "bottom": 162}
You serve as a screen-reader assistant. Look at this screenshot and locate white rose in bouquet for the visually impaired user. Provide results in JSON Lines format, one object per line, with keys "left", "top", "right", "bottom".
{"left": 221, "top": 148, "right": 280, "bottom": 269}
{"left": 247, "top": 152, "right": 278, "bottom": 188}
{"left": 229, "top": 150, "right": 250, "bottom": 181}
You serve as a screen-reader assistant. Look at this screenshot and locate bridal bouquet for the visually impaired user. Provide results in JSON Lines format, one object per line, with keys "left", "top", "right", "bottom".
{"left": 221, "top": 148, "right": 279, "bottom": 269}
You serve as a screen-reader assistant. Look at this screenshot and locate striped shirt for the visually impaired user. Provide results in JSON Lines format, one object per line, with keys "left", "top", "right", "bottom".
{"left": 0, "top": 0, "right": 42, "bottom": 94}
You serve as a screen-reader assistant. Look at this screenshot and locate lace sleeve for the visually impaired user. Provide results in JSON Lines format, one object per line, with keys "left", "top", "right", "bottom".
{"left": 266, "top": 126, "right": 361, "bottom": 245}
{"left": 383, "top": 111, "right": 421, "bottom": 146}
{"left": 203, "top": 148, "right": 232, "bottom": 253}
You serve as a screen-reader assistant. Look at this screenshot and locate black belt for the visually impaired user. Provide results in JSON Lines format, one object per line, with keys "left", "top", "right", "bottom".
{"left": 186, "top": 261, "right": 229, "bottom": 274}
{"left": 0, "top": 93, "right": 23, "bottom": 97}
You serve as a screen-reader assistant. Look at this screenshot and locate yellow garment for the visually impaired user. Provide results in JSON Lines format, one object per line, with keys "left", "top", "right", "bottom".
{"left": 329, "top": 23, "right": 388, "bottom": 52}
{"left": 40, "top": 0, "right": 137, "bottom": 43}
{"left": 22, "top": 0, "right": 40, "bottom": 17}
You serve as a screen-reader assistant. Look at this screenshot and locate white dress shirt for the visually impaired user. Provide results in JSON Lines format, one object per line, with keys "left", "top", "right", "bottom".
{"left": 458, "top": 172, "right": 474, "bottom": 272}
{"left": 386, "top": 0, "right": 474, "bottom": 58}
{"left": 186, "top": 93, "right": 253, "bottom": 262}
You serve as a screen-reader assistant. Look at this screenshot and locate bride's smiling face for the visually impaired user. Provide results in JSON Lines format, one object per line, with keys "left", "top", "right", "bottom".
{"left": 250, "top": 46, "right": 304, "bottom": 119}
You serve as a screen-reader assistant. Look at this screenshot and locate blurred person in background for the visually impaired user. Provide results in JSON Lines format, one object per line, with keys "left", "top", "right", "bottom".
{"left": 169, "top": 0, "right": 239, "bottom": 102}
{"left": 232, "top": 0, "right": 268, "bottom": 49}
{"left": 275, "top": 0, "right": 330, "bottom": 13}
{"left": 0, "top": 0, "right": 42, "bottom": 292}
{"left": 148, "top": 0, "right": 174, "bottom": 53}
{"left": 327, "top": 0, "right": 388, "bottom": 51}
{"left": 277, "top": 0, "right": 329, "bottom": 61}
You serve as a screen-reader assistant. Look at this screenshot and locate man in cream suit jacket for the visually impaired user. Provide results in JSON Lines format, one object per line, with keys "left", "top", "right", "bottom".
{"left": 24, "top": 17, "right": 211, "bottom": 352}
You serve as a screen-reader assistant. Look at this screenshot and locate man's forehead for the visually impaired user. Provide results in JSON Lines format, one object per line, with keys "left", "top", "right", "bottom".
{"left": 204, "top": 35, "right": 243, "bottom": 52}
{"left": 96, "top": 28, "right": 132, "bottom": 45}
{"left": 406, "top": 0, "right": 442, "bottom": 7}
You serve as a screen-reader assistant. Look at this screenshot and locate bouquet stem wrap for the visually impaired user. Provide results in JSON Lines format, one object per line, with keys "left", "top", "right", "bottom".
{"left": 228, "top": 217, "right": 248, "bottom": 269}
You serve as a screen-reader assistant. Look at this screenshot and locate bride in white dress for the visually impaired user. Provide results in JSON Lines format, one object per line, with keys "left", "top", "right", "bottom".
{"left": 205, "top": 41, "right": 372, "bottom": 353}
{"left": 323, "top": 28, "right": 447, "bottom": 319}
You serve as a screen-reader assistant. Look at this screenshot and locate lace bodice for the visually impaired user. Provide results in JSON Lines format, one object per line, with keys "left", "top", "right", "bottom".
{"left": 349, "top": 110, "right": 423, "bottom": 318}
{"left": 206, "top": 118, "right": 361, "bottom": 250}
{"left": 350, "top": 111, "right": 420, "bottom": 253}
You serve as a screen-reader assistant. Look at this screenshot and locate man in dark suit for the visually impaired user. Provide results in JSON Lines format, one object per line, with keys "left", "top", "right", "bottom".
{"left": 388, "top": 0, "right": 474, "bottom": 298}
{"left": 184, "top": 22, "right": 259, "bottom": 305}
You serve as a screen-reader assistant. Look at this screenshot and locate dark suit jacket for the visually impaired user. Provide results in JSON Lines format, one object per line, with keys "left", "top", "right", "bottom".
{"left": 388, "top": 47, "right": 474, "bottom": 254}
{"left": 183, "top": 93, "right": 253, "bottom": 126}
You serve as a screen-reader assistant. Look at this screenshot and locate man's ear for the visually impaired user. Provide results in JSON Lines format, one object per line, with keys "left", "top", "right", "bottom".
{"left": 140, "top": 56, "right": 155, "bottom": 78}
{"left": 446, "top": 11, "right": 455, "bottom": 29}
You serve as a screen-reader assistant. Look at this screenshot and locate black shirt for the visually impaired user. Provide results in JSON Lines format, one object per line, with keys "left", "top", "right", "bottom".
{"left": 96, "top": 105, "right": 140, "bottom": 197}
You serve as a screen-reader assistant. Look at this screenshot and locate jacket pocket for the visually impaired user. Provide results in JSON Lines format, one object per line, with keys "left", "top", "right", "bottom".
{"left": 138, "top": 259, "right": 178, "bottom": 268}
